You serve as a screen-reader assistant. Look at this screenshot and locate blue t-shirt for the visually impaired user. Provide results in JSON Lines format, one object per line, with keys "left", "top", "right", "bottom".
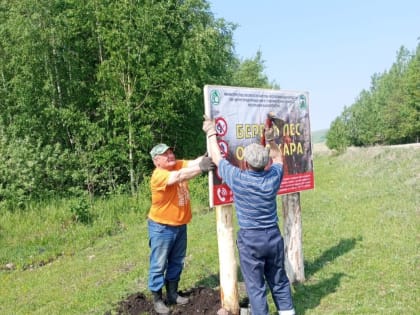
{"left": 218, "top": 159, "right": 283, "bottom": 229}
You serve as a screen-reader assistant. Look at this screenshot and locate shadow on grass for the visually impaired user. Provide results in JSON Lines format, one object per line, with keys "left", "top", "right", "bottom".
{"left": 304, "top": 237, "right": 360, "bottom": 278}
{"left": 294, "top": 272, "right": 345, "bottom": 315}
{"left": 193, "top": 237, "right": 360, "bottom": 315}
{"left": 193, "top": 265, "right": 247, "bottom": 289}
{"left": 293, "top": 237, "right": 360, "bottom": 315}
{"left": 194, "top": 273, "right": 220, "bottom": 288}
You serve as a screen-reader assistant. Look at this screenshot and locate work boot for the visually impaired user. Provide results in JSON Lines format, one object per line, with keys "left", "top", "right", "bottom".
{"left": 166, "top": 280, "right": 189, "bottom": 305}
{"left": 152, "top": 289, "right": 170, "bottom": 314}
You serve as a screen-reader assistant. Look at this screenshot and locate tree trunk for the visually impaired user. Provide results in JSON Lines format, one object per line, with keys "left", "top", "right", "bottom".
{"left": 128, "top": 112, "right": 135, "bottom": 195}
{"left": 216, "top": 205, "right": 239, "bottom": 315}
{"left": 281, "top": 192, "right": 305, "bottom": 283}
{"left": 121, "top": 72, "right": 136, "bottom": 196}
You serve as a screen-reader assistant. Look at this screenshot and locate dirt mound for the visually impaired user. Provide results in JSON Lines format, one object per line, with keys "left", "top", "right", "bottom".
{"left": 112, "top": 286, "right": 241, "bottom": 315}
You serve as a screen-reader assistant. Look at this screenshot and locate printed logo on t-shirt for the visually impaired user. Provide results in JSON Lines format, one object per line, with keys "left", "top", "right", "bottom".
{"left": 177, "top": 182, "right": 190, "bottom": 207}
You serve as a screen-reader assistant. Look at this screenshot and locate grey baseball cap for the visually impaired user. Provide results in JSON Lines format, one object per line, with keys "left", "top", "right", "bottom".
{"left": 150, "top": 143, "right": 172, "bottom": 159}
{"left": 243, "top": 143, "right": 269, "bottom": 170}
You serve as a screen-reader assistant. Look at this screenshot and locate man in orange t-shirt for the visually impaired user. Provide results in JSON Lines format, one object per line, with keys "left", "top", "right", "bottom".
{"left": 147, "top": 143, "right": 215, "bottom": 314}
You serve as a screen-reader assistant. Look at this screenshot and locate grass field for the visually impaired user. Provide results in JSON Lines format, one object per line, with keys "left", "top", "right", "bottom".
{"left": 1, "top": 144, "right": 419, "bottom": 314}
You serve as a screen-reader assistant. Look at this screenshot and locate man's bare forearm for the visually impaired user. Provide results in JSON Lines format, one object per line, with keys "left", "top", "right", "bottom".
{"left": 207, "top": 134, "right": 222, "bottom": 166}
{"left": 268, "top": 140, "right": 283, "bottom": 165}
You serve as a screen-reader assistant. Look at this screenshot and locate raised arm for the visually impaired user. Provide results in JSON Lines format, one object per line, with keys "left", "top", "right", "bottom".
{"left": 265, "top": 127, "right": 283, "bottom": 165}
{"left": 202, "top": 115, "right": 222, "bottom": 166}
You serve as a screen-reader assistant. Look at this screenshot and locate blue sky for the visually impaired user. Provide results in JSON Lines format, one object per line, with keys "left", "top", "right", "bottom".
{"left": 208, "top": 0, "right": 420, "bottom": 131}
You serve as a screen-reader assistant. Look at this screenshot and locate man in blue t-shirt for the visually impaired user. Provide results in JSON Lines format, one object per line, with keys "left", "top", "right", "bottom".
{"left": 203, "top": 115, "right": 295, "bottom": 315}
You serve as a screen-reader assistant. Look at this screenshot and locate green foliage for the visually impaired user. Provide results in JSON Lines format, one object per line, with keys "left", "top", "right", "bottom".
{"left": 326, "top": 44, "right": 420, "bottom": 150}
{"left": 399, "top": 43, "right": 420, "bottom": 142}
{"left": 326, "top": 111, "right": 351, "bottom": 152}
{"left": 231, "top": 50, "right": 279, "bottom": 89}
{"left": 0, "top": 132, "right": 83, "bottom": 208}
{"left": 70, "top": 198, "right": 93, "bottom": 225}
{"left": 0, "top": 0, "right": 238, "bottom": 201}
{"left": 189, "top": 174, "right": 212, "bottom": 212}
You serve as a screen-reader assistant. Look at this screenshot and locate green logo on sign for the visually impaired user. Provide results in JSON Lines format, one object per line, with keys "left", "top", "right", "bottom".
{"left": 299, "top": 94, "right": 307, "bottom": 110}
{"left": 210, "top": 90, "right": 220, "bottom": 106}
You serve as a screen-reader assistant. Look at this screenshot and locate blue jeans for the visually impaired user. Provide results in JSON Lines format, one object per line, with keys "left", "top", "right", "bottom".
{"left": 148, "top": 219, "right": 187, "bottom": 291}
{"left": 237, "top": 226, "right": 294, "bottom": 315}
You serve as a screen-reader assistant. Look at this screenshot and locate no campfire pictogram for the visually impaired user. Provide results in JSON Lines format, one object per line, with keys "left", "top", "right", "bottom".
{"left": 218, "top": 140, "right": 228, "bottom": 158}
{"left": 215, "top": 117, "right": 227, "bottom": 136}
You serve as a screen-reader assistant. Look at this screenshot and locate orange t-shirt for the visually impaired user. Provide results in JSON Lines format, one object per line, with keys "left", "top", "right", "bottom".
{"left": 148, "top": 160, "right": 192, "bottom": 226}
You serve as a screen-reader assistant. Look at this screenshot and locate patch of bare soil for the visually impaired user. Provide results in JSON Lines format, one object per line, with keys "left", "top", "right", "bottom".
{"left": 110, "top": 287, "right": 248, "bottom": 315}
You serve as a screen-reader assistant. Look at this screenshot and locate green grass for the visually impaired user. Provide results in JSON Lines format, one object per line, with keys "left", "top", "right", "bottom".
{"left": 296, "top": 146, "right": 419, "bottom": 314}
{"left": 1, "top": 146, "right": 419, "bottom": 314}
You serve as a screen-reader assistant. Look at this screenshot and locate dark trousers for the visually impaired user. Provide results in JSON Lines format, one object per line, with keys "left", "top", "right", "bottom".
{"left": 237, "top": 226, "right": 294, "bottom": 315}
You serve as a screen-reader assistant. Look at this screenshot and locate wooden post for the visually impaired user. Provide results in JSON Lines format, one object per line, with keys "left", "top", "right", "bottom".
{"left": 281, "top": 192, "right": 305, "bottom": 283}
{"left": 216, "top": 205, "right": 240, "bottom": 315}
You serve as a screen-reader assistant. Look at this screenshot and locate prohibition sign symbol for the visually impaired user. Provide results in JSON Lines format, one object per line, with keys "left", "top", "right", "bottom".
{"left": 215, "top": 117, "right": 227, "bottom": 136}
{"left": 218, "top": 140, "right": 228, "bottom": 158}
{"left": 214, "top": 139, "right": 229, "bottom": 181}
